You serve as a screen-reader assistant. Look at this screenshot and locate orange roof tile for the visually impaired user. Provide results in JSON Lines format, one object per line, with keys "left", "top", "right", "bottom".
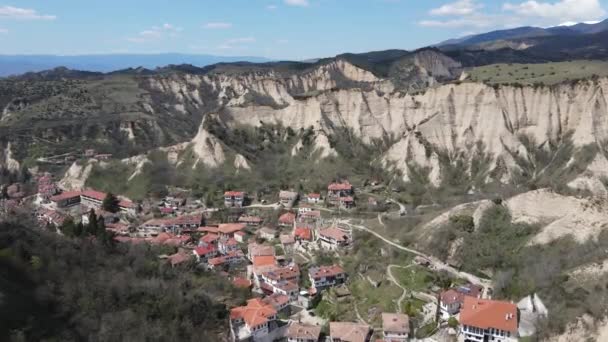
{"left": 253, "top": 255, "right": 277, "bottom": 268}
{"left": 218, "top": 223, "right": 247, "bottom": 234}
{"left": 286, "top": 323, "right": 322, "bottom": 340}
{"left": 328, "top": 182, "right": 352, "bottom": 191}
{"left": 319, "top": 226, "right": 349, "bottom": 242}
{"left": 230, "top": 298, "right": 277, "bottom": 329}
{"left": 294, "top": 227, "right": 313, "bottom": 241}
{"left": 330, "top": 322, "right": 371, "bottom": 342}
{"left": 460, "top": 297, "right": 518, "bottom": 333}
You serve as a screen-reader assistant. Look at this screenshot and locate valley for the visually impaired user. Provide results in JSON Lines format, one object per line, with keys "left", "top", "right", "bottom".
{"left": 3, "top": 15, "right": 608, "bottom": 342}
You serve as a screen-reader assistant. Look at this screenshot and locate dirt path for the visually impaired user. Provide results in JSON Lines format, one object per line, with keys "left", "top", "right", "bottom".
{"left": 354, "top": 303, "right": 368, "bottom": 324}
{"left": 340, "top": 219, "right": 493, "bottom": 290}
{"left": 387, "top": 264, "right": 413, "bottom": 313}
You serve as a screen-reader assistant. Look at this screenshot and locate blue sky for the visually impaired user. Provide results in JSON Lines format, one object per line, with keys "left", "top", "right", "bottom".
{"left": 0, "top": 0, "right": 606, "bottom": 60}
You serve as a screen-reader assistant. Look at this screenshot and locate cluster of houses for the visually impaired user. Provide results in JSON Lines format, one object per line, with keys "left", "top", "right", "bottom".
{"left": 22, "top": 167, "right": 525, "bottom": 342}
{"left": 32, "top": 178, "right": 137, "bottom": 231}
{"left": 223, "top": 180, "right": 355, "bottom": 210}
{"left": 230, "top": 307, "right": 410, "bottom": 342}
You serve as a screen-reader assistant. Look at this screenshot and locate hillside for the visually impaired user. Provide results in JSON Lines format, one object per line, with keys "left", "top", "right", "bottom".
{"left": 0, "top": 219, "right": 248, "bottom": 341}
{"left": 4, "top": 45, "right": 608, "bottom": 341}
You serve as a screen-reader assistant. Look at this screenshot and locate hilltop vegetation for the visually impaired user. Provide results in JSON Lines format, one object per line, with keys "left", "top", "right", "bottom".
{"left": 467, "top": 60, "right": 608, "bottom": 85}
{"left": 0, "top": 219, "right": 247, "bottom": 342}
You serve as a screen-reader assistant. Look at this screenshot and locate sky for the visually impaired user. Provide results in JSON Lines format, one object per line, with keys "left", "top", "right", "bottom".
{"left": 0, "top": 0, "right": 606, "bottom": 60}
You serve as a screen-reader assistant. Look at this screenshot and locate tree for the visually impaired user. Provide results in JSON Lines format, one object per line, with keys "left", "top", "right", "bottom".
{"left": 102, "top": 193, "right": 120, "bottom": 213}
{"left": 87, "top": 209, "right": 98, "bottom": 236}
{"left": 60, "top": 218, "right": 76, "bottom": 237}
{"left": 448, "top": 316, "right": 459, "bottom": 328}
{"left": 74, "top": 222, "right": 84, "bottom": 237}
{"left": 17, "top": 166, "right": 31, "bottom": 184}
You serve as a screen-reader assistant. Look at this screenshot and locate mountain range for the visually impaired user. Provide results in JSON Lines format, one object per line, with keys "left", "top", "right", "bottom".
{"left": 0, "top": 53, "right": 270, "bottom": 77}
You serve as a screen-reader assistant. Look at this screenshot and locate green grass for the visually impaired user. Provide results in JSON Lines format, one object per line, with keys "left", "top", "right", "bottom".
{"left": 348, "top": 278, "right": 403, "bottom": 325}
{"left": 393, "top": 266, "right": 437, "bottom": 293}
{"left": 467, "top": 60, "right": 608, "bottom": 85}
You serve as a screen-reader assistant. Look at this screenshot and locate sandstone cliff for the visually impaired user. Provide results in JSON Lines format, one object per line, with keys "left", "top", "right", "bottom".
{"left": 151, "top": 61, "right": 608, "bottom": 185}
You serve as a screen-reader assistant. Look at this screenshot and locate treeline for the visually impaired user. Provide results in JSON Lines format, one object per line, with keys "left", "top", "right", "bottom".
{"left": 0, "top": 220, "right": 248, "bottom": 342}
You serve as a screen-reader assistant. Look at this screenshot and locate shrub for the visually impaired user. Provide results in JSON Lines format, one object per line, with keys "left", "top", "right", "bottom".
{"left": 448, "top": 316, "right": 459, "bottom": 328}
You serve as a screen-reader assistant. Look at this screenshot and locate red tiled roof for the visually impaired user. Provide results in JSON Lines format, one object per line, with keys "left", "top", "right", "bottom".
{"left": 279, "top": 212, "right": 296, "bottom": 224}
{"left": 81, "top": 189, "right": 106, "bottom": 201}
{"left": 328, "top": 182, "right": 352, "bottom": 191}
{"left": 194, "top": 245, "right": 218, "bottom": 256}
{"left": 309, "top": 264, "right": 346, "bottom": 280}
{"left": 294, "top": 227, "right": 313, "bottom": 241}
{"left": 330, "top": 322, "right": 371, "bottom": 342}
{"left": 262, "top": 265, "right": 300, "bottom": 281}
{"left": 232, "top": 277, "right": 252, "bottom": 289}
{"left": 230, "top": 298, "right": 277, "bottom": 329}
{"left": 200, "top": 234, "right": 219, "bottom": 244}
{"left": 224, "top": 191, "right": 245, "bottom": 197}
{"left": 339, "top": 196, "right": 354, "bottom": 203}
{"left": 307, "top": 193, "right": 321, "bottom": 199}
{"left": 221, "top": 237, "right": 239, "bottom": 246}
{"left": 319, "top": 227, "right": 349, "bottom": 242}
{"left": 168, "top": 252, "right": 191, "bottom": 266}
{"left": 441, "top": 289, "right": 462, "bottom": 305}
{"left": 50, "top": 191, "right": 82, "bottom": 202}
{"left": 198, "top": 226, "right": 219, "bottom": 233}
{"left": 263, "top": 293, "right": 290, "bottom": 308}
{"left": 274, "top": 280, "right": 299, "bottom": 292}
{"left": 441, "top": 284, "right": 483, "bottom": 306}
{"left": 208, "top": 256, "right": 227, "bottom": 266}
{"left": 460, "top": 297, "right": 518, "bottom": 333}
{"left": 286, "top": 323, "right": 322, "bottom": 340}
{"left": 253, "top": 255, "right": 277, "bottom": 268}
{"left": 218, "top": 223, "right": 247, "bottom": 234}
{"left": 118, "top": 199, "right": 134, "bottom": 209}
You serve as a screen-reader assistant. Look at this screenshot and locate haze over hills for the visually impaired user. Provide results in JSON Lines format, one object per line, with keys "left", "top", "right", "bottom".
{"left": 0, "top": 53, "right": 271, "bottom": 77}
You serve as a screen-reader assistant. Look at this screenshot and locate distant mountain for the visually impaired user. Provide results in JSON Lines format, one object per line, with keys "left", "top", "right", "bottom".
{"left": 438, "top": 19, "right": 608, "bottom": 49}
{"left": 0, "top": 53, "right": 271, "bottom": 77}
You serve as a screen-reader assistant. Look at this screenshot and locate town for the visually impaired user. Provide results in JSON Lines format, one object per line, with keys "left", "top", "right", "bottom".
{"left": 0, "top": 169, "right": 535, "bottom": 342}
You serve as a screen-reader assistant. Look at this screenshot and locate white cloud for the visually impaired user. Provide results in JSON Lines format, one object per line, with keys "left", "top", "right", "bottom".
{"left": 0, "top": 6, "right": 56, "bottom": 20}
{"left": 420, "top": 0, "right": 605, "bottom": 30}
{"left": 267, "top": 5, "right": 278, "bottom": 10}
{"left": 503, "top": 0, "right": 606, "bottom": 22}
{"left": 276, "top": 39, "right": 289, "bottom": 44}
{"left": 559, "top": 20, "right": 601, "bottom": 26}
{"left": 127, "top": 23, "right": 182, "bottom": 43}
{"left": 430, "top": 0, "right": 482, "bottom": 16}
{"left": 284, "top": 0, "right": 309, "bottom": 7}
{"left": 204, "top": 22, "right": 232, "bottom": 29}
{"left": 0, "top": 28, "right": 7, "bottom": 34}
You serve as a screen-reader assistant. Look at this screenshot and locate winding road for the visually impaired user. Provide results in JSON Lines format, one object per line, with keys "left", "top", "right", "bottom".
{"left": 339, "top": 219, "right": 493, "bottom": 290}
